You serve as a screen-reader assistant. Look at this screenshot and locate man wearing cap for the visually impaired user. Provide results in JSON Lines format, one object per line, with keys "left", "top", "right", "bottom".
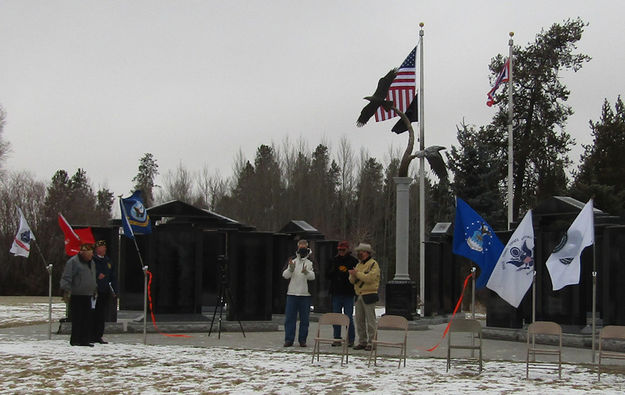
{"left": 60, "top": 243, "right": 98, "bottom": 347}
{"left": 328, "top": 241, "right": 358, "bottom": 347}
{"left": 90, "top": 240, "right": 117, "bottom": 344}
{"left": 282, "top": 239, "right": 315, "bottom": 347}
{"left": 348, "top": 242, "right": 380, "bottom": 351}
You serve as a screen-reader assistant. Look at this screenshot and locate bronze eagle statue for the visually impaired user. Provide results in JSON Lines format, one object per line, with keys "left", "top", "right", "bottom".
{"left": 411, "top": 145, "right": 448, "bottom": 181}
{"left": 356, "top": 68, "right": 397, "bottom": 127}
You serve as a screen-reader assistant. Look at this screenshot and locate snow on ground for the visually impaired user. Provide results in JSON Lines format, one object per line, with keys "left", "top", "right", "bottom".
{"left": 1, "top": 297, "right": 625, "bottom": 393}
{"left": 0, "top": 298, "right": 66, "bottom": 328}
{"left": 0, "top": 337, "right": 624, "bottom": 394}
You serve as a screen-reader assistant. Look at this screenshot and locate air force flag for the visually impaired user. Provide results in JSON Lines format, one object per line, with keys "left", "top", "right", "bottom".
{"left": 452, "top": 197, "right": 504, "bottom": 289}
{"left": 546, "top": 199, "right": 594, "bottom": 291}
{"left": 487, "top": 210, "right": 534, "bottom": 307}
{"left": 120, "top": 191, "right": 152, "bottom": 239}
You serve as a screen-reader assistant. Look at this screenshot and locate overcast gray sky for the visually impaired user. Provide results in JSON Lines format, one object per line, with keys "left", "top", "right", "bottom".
{"left": 1, "top": 1, "right": 623, "bottom": 200}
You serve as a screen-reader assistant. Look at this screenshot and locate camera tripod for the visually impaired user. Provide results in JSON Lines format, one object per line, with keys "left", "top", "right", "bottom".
{"left": 208, "top": 257, "right": 245, "bottom": 339}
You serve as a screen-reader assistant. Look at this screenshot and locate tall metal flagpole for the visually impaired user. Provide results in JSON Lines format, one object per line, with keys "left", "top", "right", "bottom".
{"left": 507, "top": 32, "right": 514, "bottom": 230}
{"left": 418, "top": 22, "right": 426, "bottom": 316}
{"left": 119, "top": 196, "right": 149, "bottom": 345}
{"left": 32, "top": 240, "right": 52, "bottom": 340}
{"left": 592, "top": 213, "right": 597, "bottom": 363}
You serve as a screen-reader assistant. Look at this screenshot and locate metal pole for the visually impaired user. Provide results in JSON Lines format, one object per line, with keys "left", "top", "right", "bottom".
{"left": 33, "top": 240, "right": 52, "bottom": 340}
{"left": 592, "top": 241, "right": 597, "bottom": 363}
{"left": 532, "top": 269, "right": 536, "bottom": 352}
{"left": 418, "top": 22, "right": 426, "bottom": 317}
{"left": 471, "top": 266, "right": 476, "bottom": 357}
{"left": 119, "top": 196, "right": 149, "bottom": 345}
{"left": 143, "top": 266, "right": 148, "bottom": 345}
{"left": 507, "top": 32, "right": 514, "bottom": 230}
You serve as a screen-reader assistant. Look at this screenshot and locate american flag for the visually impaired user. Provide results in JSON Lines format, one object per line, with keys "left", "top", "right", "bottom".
{"left": 375, "top": 46, "right": 417, "bottom": 122}
{"left": 486, "top": 58, "right": 510, "bottom": 107}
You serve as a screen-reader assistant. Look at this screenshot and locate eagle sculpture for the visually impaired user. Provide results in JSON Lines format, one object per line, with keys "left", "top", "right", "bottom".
{"left": 356, "top": 68, "right": 397, "bottom": 127}
{"left": 411, "top": 145, "right": 448, "bottom": 181}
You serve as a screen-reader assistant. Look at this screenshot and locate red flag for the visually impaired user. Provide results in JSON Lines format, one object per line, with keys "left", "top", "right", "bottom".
{"left": 58, "top": 213, "right": 95, "bottom": 256}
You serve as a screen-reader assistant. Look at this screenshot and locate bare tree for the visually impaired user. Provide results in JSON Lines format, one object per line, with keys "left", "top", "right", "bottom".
{"left": 158, "top": 163, "right": 196, "bottom": 204}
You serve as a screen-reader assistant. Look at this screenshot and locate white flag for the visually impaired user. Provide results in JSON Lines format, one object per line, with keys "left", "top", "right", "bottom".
{"left": 546, "top": 199, "right": 594, "bottom": 291}
{"left": 486, "top": 210, "right": 534, "bottom": 308}
{"left": 10, "top": 208, "right": 36, "bottom": 258}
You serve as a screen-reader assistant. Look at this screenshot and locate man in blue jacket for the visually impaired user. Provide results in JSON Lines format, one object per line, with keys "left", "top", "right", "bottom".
{"left": 90, "top": 240, "right": 117, "bottom": 344}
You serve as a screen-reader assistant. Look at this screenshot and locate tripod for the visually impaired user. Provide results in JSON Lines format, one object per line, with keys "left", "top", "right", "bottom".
{"left": 208, "top": 256, "right": 245, "bottom": 339}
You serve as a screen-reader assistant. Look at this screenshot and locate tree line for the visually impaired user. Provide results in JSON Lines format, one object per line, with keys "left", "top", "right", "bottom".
{"left": 0, "top": 18, "right": 624, "bottom": 295}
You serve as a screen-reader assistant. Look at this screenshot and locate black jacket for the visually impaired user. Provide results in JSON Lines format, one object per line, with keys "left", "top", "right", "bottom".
{"left": 328, "top": 253, "right": 358, "bottom": 296}
{"left": 93, "top": 254, "right": 118, "bottom": 294}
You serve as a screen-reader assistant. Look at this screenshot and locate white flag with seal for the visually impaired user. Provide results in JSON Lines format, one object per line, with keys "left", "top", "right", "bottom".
{"left": 10, "top": 208, "right": 36, "bottom": 258}
{"left": 486, "top": 210, "right": 534, "bottom": 308}
{"left": 546, "top": 199, "right": 594, "bottom": 291}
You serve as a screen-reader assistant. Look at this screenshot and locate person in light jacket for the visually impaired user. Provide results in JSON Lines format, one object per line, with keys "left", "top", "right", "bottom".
{"left": 348, "top": 242, "right": 380, "bottom": 351}
{"left": 282, "top": 239, "right": 315, "bottom": 347}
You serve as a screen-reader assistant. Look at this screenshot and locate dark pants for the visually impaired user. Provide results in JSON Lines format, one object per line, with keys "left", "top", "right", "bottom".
{"left": 70, "top": 295, "right": 93, "bottom": 346}
{"left": 332, "top": 294, "right": 355, "bottom": 342}
{"left": 91, "top": 292, "right": 110, "bottom": 342}
{"left": 284, "top": 295, "right": 311, "bottom": 343}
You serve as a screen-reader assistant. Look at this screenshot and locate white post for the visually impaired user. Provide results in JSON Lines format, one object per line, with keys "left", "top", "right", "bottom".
{"left": 592, "top": 241, "right": 597, "bottom": 363}
{"left": 394, "top": 177, "right": 412, "bottom": 280}
{"left": 507, "top": 32, "right": 514, "bottom": 230}
{"left": 47, "top": 264, "right": 53, "bottom": 340}
{"left": 143, "top": 266, "right": 148, "bottom": 345}
{"left": 418, "top": 23, "right": 426, "bottom": 316}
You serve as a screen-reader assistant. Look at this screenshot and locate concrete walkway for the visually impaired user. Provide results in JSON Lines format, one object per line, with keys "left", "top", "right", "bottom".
{"left": 9, "top": 311, "right": 625, "bottom": 369}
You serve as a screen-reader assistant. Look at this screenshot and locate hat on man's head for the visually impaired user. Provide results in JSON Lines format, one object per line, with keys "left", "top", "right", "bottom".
{"left": 95, "top": 240, "right": 106, "bottom": 247}
{"left": 353, "top": 243, "right": 374, "bottom": 254}
{"left": 79, "top": 243, "right": 94, "bottom": 251}
{"left": 337, "top": 241, "right": 350, "bottom": 250}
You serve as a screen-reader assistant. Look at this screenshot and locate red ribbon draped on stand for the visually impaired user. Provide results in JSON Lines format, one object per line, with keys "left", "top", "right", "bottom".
{"left": 146, "top": 269, "right": 192, "bottom": 338}
{"left": 423, "top": 272, "right": 475, "bottom": 352}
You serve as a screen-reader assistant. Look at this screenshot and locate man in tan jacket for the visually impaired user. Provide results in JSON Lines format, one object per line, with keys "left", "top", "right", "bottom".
{"left": 348, "top": 243, "right": 380, "bottom": 351}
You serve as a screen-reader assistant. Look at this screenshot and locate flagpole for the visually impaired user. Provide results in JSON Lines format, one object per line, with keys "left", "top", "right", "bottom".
{"left": 592, "top": 234, "right": 597, "bottom": 363}
{"left": 507, "top": 32, "right": 514, "bottom": 230}
{"left": 418, "top": 22, "right": 426, "bottom": 317}
{"left": 471, "top": 266, "right": 476, "bottom": 357}
{"left": 119, "top": 196, "right": 149, "bottom": 345}
{"left": 32, "top": 240, "right": 52, "bottom": 340}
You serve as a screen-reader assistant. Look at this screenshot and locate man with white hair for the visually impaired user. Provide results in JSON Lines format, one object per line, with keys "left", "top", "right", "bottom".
{"left": 348, "top": 242, "right": 380, "bottom": 351}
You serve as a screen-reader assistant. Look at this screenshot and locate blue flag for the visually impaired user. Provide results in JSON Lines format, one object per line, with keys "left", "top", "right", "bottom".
{"left": 120, "top": 191, "right": 152, "bottom": 239}
{"left": 452, "top": 197, "right": 504, "bottom": 288}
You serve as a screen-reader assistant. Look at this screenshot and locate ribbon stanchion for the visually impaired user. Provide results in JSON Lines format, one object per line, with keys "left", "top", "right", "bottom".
{"left": 146, "top": 270, "right": 192, "bottom": 338}
{"left": 422, "top": 272, "right": 475, "bottom": 352}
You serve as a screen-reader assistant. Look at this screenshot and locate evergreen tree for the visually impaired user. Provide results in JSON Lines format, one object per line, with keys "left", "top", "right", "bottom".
{"left": 570, "top": 97, "right": 625, "bottom": 217}
{"left": 132, "top": 153, "right": 159, "bottom": 207}
{"left": 447, "top": 122, "right": 506, "bottom": 227}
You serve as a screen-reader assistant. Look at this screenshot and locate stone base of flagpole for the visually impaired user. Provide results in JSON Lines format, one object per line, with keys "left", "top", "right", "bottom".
{"left": 385, "top": 280, "right": 417, "bottom": 320}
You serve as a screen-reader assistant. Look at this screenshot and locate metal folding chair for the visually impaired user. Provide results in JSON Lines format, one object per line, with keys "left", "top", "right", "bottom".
{"left": 311, "top": 313, "right": 350, "bottom": 365}
{"left": 367, "top": 314, "right": 409, "bottom": 368}
{"left": 446, "top": 318, "right": 482, "bottom": 373}
{"left": 526, "top": 321, "right": 562, "bottom": 379}
{"left": 597, "top": 325, "right": 625, "bottom": 381}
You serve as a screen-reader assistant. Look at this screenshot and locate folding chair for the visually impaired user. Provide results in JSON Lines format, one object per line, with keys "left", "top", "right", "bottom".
{"left": 446, "top": 318, "right": 482, "bottom": 373}
{"left": 311, "top": 313, "right": 350, "bottom": 365}
{"left": 368, "top": 315, "right": 408, "bottom": 368}
{"left": 597, "top": 325, "right": 625, "bottom": 381}
{"left": 526, "top": 321, "right": 562, "bottom": 379}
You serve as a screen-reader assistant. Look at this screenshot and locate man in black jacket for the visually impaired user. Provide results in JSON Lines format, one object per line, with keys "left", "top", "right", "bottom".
{"left": 328, "top": 241, "right": 358, "bottom": 346}
{"left": 90, "top": 240, "right": 117, "bottom": 344}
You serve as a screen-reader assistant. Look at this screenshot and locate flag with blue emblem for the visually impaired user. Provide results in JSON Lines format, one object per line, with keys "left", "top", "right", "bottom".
{"left": 120, "top": 191, "right": 152, "bottom": 239}
{"left": 486, "top": 210, "right": 534, "bottom": 307}
{"left": 452, "top": 197, "right": 504, "bottom": 288}
{"left": 10, "top": 208, "right": 35, "bottom": 258}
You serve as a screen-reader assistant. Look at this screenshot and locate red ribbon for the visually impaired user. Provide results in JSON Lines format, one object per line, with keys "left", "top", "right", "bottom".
{"left": 146, "top": 269, "right": 191, "bottom": 338}
{"left": 423, "top": 272, "right": 475, "bottom": 352}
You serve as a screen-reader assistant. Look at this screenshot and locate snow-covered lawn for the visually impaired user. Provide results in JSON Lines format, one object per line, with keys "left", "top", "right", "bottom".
{"left": 1, "top": 297, "right": 624, "bottom": 393}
